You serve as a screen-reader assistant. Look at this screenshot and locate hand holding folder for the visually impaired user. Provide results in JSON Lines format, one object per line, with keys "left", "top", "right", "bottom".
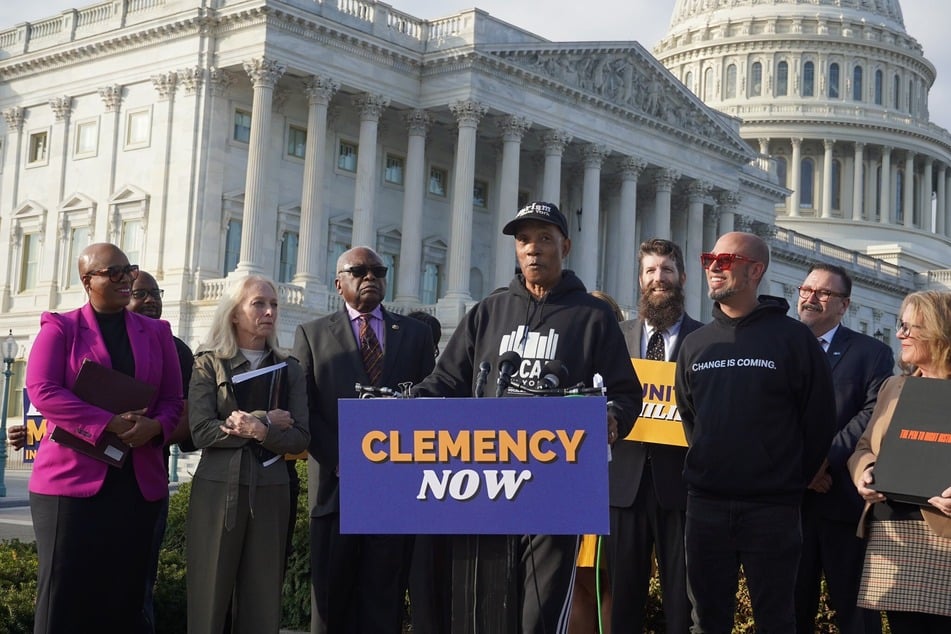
{"left": 231, "top": 362, "right": 288, "bottom": 466}
{"left": 50, "top": 359, "right": 157, "bottom": 467}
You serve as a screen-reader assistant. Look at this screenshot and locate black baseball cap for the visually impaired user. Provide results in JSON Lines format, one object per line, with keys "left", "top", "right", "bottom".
{"left": 502, "top": 201, "right": 568, "bottom": 238}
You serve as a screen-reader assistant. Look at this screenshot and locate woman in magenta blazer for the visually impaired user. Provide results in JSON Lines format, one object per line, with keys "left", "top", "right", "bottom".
{"left": 25, "top": 243, "right": 183, "bottom": 634}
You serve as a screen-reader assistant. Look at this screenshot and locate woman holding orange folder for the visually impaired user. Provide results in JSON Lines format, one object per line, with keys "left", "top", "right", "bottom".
{"left": 186, "top": 274, "right": 309, "bottom": 634}
{"left": 849, "top": 290, "right": 951, "bottom": 634}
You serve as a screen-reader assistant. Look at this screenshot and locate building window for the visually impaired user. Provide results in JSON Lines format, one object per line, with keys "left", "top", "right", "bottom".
{"left": 338, "top": 140, "right": 358, "bottom": 172}
{"left": 893, "top": 74, "right": 900, "bottom": 109}
{"left": 224, "top": 219, "right": 241, "bottom": 274}
{"left": 776, "top": 61, "right": 788, "bottom": 97}
{"left": 802, "top": 62, "right": 814, "bottom": 97}
{"left": 429, "top": 166, "right": 448, "bottom": 197}
{"left": 831, "top": 160, "right": 842, "bottom": 210}
{"left": 703, "top": 68, "right": 715, "bottom": 101}
{"left": 852, "top": 66, "right": 863, "bottom": 101}
{"left": 908, "top": 79, "right": 914, "bottom": 114}
{"left": 233, "top": 109, "right": 251, "bottom": 144}
{"left": 800, "top": 158, "right": 815, "bottom": 207}
{"left": 28, "top": 131, "right": 49, "bottom": 165}
{"left": 829, "top": 63, "right": 840, "bottom": 99}
{"left": 473, "top": 180, "right": 489, "bottom": 208}
{"left": 74, "top": 120, "right": 98, "bottom": 157}
{"left": 120, "top": 219, "right": 143, "bottom": 264}
{"left": 125, "top": 109, "right": 151, "bottom": 148}
{"left": 380, "top": 253, "right": 396, "bottom": 302}
{"left": 874, "top": 70, "right": 884, "bottom": 105}
{"left": 896, "top": 170, "right": 905, "bottom": 221}
{"left": 776, "top": 156, "right": 788, "bottom": 188}
{"left": 286, "top": 125, "right": 306, "bottom": 159}
{"left": 725, "top": 64, "right": 737, "bottom": 99}
{"left": 750, "top": 62, "right": 762, "bottom": 97}
{"left": 684, "top": 71, "right": 693, "bottom": 94}
{"left": 19, "top": 233, "right": 40, "bottom": 292}
{"left": 279, "top": 231, "right": 299, "bottom": 283}
{"left": 384, "top": 154, "right": 405, "bottom": 185}
{"left": 67, "top": 225, "right": 90, "bottom": 287}
{"left": 421, "top": 262, "right": 440, "bottom": 304}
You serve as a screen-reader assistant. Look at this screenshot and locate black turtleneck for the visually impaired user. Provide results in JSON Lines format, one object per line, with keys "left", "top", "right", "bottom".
{"left": 94, "top": 309, "right": 135, "bottom": 378}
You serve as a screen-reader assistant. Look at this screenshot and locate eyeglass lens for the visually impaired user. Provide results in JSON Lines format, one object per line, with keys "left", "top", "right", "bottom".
{"left": 341, "top": 265, "right": 388, "bottom": 278}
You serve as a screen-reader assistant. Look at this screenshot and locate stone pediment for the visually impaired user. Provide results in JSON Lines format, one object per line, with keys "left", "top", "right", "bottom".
{"left": 482, "top": 44, "right": 753, "bottom": 160}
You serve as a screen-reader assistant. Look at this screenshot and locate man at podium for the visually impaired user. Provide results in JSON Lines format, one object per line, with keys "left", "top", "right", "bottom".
{"left": 413, "top": 201, "right": 641, "bottom": 634}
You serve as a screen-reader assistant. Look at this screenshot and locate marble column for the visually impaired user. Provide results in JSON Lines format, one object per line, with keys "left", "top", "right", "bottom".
{"left": 937, "top": 164, "right": 947, "bottom": 236}
{"left": 351, "top": 92, "right": 390, "bottom": 248}
{"left": 444, "top": 100, "right": 487, "bottom": 300}
{"left": 395, "top": 109, "right": 431, "bottom": 303}
{"left": 576, "top": 144, "right": 609, "bottom": 289}
{"left": 652, "top": 169, "right": 679, "bottom": 240}
{"left": 758, "top": 138, "right": 769, "bottom": 156}
{"left": 542, "top": 130, "right": 572, "bottom": 204}
{"left": 852, "top": 142, "right": 865, "bottom": 221}
{"left": 236, "top": 57, "right": 285, "bottom": 275}
{"left": 946, "top": 170, "right": 951, "bottom": 237}
{"left": 0, "top": 107, "right": 24, "bottom": 310}
{"left": 789, "top": 138, "right": 802, "bottom": 216}
{"left": 717, "top": 190, "right": 741, "bottom": 235}
{"left": 903, "top": 152, "right": 915, "bottom": 228}
{"left": 45, "top": 96, "right": 72, "bottom": 300}
{"left": 493, "top": 115, "right": 531, "bottom": 290}
{"left": 879, "top": 146, "right": 891, "bottom": 224}
{"left": 615, "top": 157, "right": 646, "bottom": 310}
{"left": 293, "top": 76, "right": 338, "bottom": 294}
{"left": 97, "top": 85, "right": 123, "bottom": 239}
{"left": 821, "top": 139, "right": 834, "bottom": 218}
{"left": 686, "top": 181, "right": 710, "bottom": 318}
{"left": 923, "top": 157, "right": 934, "bottom": 230}
{"left": 149, "top": 74, "right": 177, "bottom": 276}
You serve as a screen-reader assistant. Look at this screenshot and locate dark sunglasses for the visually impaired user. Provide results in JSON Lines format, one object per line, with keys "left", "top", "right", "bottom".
{"left": 131, "top": 288, "right": 164, "bottom": 300}
{"left": 700, "top": 252, "right": 758, "bottom": 271}
{"left": 83, "top": 264, "right": 139, "bottom": 283}
{"left": 338, "top": 265, "right": 388, "bottom": 278}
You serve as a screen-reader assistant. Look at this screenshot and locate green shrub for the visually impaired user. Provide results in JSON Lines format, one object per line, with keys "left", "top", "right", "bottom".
{"left": 0, "top": 539, "right": 38, "bottom": 634}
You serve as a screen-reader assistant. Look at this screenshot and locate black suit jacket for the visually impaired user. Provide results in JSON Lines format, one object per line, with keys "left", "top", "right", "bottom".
{"left": 609, "top": 314, "right": 703, "bottom": 510}
{"left": 292, "top": 306, "right": 436, "bottom": 517}
{"left": 807, "top": 325, "right": 893, "bottom": 522}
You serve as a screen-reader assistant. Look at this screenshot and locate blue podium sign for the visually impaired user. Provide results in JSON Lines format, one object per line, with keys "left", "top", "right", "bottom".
{"left": 338, "top": 396, "right": 609, "bottom": 535}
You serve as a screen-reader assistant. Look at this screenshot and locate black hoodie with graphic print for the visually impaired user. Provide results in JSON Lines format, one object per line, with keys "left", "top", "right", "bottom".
{"left": 674, "top": 295, "right": 836, "bottom": 504}
{"left": 413, "top": 270, "right": 641, "bottom": 437}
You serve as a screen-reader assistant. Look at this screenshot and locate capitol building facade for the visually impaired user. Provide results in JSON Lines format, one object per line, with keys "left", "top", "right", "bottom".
{"left": 0, "top": 0, "right": 944, "bottom": 411}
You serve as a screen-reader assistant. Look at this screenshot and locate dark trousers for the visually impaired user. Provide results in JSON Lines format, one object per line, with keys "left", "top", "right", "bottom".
{"left": 143, "top": 494, "right": 170, "bottom": 633}
{"left": 31, "top": 463, "right": 162, "bottom": 634}
{"left": 609, "top": 467, "right": 691, "bottom": 634}
{"left": 409, "top": 535, "right": 452, "bottom": 634}
{"left": 886, "top": 610, "right": 951, "bottom": 634}
{"left": 794, "top": 506, "right": 881, "bottom": 634}
{"left": 311, "top": 513, "right": 408, "bottom": 634}
{"left": 685, "top": 495, "right": 801, "bottom": 634}
{"left": 520, "top": 534, "right": 578, "bottom": 634}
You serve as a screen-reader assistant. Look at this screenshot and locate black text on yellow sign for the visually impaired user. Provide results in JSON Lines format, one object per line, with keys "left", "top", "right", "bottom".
{"left": 626, "top": 358, "right": 687, "bottom": 447}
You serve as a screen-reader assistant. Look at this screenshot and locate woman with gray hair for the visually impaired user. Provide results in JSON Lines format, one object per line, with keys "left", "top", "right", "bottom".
{"left": 186, "top": 275, "right": 309, "bottom": 633}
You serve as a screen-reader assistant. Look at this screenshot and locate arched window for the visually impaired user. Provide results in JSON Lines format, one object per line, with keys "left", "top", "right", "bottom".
{"left": 725, "top": 64, "right": 737, "bottom": 99}
{"left": 801, "top": 158, "right": 815, "bottom": 207}
{"left": 776, "top": 156, "right": 788, "bottom": 188}
{"left": 852, "top": 66, "right": 863, "bottom": 101}
{"left": 831, "top": 159, "right": 842, "bottom": 210}
{"left": 875, "top": 166, "right": 882, "bottom": 219}
{"left": 893, "top": 74, "right": 901, "bottom": 109}
{"left": 684, "top": 71, "right": 694, "bottom": 93}
{"left": 829, "top": 63, "right": 840, "bottom": 99}
{"left": 874, "top": 70, "right": 883, "bottom": 105}
{"left": 803, "top": 61, "right": 815, "bottom": 97}
{"left": 908, "top": 79, "right": 915, "bottom": 114}
{"left": 704, "top": 67, "right": 715, "bottom": 101}
{"left": 776, "top": 61, "right": 789, "bottom": 96}
{"left": 750, "top": 62, "right": 763, "bottom": 97}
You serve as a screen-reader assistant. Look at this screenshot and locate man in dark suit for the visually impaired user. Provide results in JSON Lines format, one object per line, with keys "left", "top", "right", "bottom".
{"left": 608, "top": 238, "right": 701, "bottom": 634}
{"left": 795, "top": 263, "right": 892, "bottom": 634}
{"left": 292, "top": 246, "right": 436, "bottom": 634}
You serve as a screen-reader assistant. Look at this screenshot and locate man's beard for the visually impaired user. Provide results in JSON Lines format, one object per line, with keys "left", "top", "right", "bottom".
{"left": 639, "top": 284, "right": 685, "bottom": 330}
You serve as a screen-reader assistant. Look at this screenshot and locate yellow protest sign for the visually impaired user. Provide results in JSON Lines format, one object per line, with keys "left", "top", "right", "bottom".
{"left": 624, "top": 358, "right": 687, "bottom": 447}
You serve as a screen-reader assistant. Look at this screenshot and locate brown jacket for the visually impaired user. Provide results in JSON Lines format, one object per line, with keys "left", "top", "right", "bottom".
{"left": 848, "top": 374, "right": 951, "bottom": 538}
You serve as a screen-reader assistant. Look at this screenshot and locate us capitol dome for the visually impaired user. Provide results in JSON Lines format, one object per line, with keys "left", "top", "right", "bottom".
{"left": 655, "top": 0, "right": 951, "bottom": 271}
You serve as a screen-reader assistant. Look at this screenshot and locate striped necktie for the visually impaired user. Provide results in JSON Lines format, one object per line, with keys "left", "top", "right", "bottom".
{"left": 359, "top": 314, "right": 383, "bottom": 385}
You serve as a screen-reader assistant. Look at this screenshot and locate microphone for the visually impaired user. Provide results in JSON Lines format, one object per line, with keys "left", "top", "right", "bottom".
{"left": 474, "top": 361, "right": 491, "bottom": 398}
{"left": 496, "top": 351, "right": 522, "bottom": 397}
{"left": 540, "top": 360, "right": 570, "bottom": 389}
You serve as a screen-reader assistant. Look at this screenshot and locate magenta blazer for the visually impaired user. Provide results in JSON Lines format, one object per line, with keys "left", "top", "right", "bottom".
{"left": 25, "top": 302, "right": 184, "bottom": 501}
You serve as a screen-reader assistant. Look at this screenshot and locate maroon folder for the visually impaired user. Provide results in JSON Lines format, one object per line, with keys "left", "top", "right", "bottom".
{"left": 49, "top": 359, "right": 156, "bottom": 467}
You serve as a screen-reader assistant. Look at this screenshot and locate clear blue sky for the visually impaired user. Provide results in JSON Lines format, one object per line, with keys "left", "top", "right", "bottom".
{"left": 2, "top": 0, "right": 947, "bottom": 129}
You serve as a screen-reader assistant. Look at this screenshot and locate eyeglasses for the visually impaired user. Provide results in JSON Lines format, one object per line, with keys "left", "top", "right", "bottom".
{"left": 338, "top": 265, "right": 388, "bottom": 278}
{"left": 131, "top": 288, "right": 164, "bottom": 300}
{"left": 83, "top": 264, "right": 139, "bottom": 283}
{"left": 798, "top": 286, "right": 848, "bottom": 301}
{"left": 896, "top": 320, "right": 924, "bottom": 338}
{"left": 700, "top": 252, "right": 758, "bottom": 271}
